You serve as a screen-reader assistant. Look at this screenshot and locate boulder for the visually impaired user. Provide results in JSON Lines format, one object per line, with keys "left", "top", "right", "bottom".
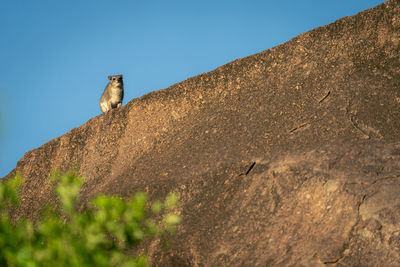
{"left": 4, "top": 0, "right": 400, "bottom": 265}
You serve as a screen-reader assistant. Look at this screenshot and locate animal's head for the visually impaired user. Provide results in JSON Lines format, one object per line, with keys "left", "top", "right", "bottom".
{"left": 108, "top": 74, "right": 123, "bottom": 86}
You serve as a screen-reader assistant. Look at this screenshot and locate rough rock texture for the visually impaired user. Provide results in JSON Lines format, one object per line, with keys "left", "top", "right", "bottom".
{"left": 4, "top": 0, "right": 400, "bottom": 265}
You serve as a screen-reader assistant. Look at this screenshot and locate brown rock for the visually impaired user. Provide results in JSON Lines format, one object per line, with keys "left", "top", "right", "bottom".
{"left": 4, "top": 0, "right": 400, "bottom": 265}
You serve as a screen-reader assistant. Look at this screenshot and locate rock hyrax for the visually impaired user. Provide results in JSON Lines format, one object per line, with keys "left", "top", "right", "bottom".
{"left": 100, "top": 74, "right": 124, "bottom": 113}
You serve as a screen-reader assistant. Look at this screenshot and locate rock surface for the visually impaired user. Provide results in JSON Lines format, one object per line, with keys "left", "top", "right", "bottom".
{"left": 4, "top": 0, "right": 400, "bottom": 265}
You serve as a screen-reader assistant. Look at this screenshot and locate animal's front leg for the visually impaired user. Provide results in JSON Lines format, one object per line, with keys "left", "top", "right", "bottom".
{"left": 106, "top": 102, "right": 112, "bottom": 111}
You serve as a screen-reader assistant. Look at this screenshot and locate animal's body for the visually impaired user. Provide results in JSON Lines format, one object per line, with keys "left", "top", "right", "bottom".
{"left": 100, "top": 74, "right": 124, "bottom": 113}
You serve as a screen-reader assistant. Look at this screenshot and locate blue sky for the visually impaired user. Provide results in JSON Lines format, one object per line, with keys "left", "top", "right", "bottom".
{"left": 0, "top": 0, "right": 386, "bottom": 177}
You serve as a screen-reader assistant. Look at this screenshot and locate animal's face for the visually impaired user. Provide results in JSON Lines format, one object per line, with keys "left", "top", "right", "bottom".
{"left": 108, "top": 75, "right": 123, "bottom": 86}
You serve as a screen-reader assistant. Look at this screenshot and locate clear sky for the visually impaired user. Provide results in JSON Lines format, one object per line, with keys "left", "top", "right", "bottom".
{"left": 0, "top": 0, "right": 386, "bottom": 177}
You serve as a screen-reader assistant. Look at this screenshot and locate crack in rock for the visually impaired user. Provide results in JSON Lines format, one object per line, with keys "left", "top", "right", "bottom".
{"left": 347, "top": 174, "right": 400, "bottom": 185}
{"left": 322, "top": 193, "right": 369, "bottom": 265}
{"left": 324, "top": 255, "right": 345, "bottom": 265}
{"left": 319, "top": 90, "right": 331, "bottom": 103}
{"left": 349, "top": 115, "right": 371, "bottom": 139}
{"left": 289, "top": 122, "right": 310, "bottom": 133}
{"left": 239, "top": 162, "right": 256, "bottom": 176}
{"left": 345, "top": 99, "right": 383, "bottom": 140}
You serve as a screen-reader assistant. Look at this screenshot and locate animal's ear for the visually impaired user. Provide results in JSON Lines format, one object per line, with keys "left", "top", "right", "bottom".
{"left": 120, "top": 75, "right": 123, "bottom": 79}
{"left": 108, "top": 75, "right": 112, "bottom": 80}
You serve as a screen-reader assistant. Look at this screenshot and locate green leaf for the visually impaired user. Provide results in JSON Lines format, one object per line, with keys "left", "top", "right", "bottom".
{"left": 151, "top": 200, "right": 162, "bottom": 214}
{"left": 164, "top": 192, "right": 179, "bottom": 210}
{"left": 164, "top": 214, "right": 181, "bottom": 225}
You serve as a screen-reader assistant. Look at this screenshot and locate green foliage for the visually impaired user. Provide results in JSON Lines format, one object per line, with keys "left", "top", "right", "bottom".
{"left": 0, "top": 172, "right": 180, "bottom": 267}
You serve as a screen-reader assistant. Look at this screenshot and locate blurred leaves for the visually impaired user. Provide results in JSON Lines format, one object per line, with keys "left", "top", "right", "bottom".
{"left": 0, "top": 171, "right": 181, "bottom": 267}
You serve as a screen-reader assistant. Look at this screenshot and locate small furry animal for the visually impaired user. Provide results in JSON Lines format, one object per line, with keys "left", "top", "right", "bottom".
{"left": 100, "top": 74, "right": 124, "bottom": 113}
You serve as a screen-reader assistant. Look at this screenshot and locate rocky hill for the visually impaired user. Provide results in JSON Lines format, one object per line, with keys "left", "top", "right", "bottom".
{"left": 4, "top": 0, "right": 400, "bottom": 265}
